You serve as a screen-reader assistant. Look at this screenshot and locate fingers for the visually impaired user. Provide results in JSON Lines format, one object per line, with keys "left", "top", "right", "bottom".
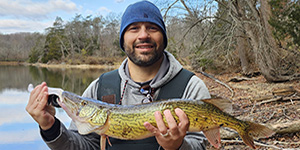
{"left": 163, "top": 108, "right": 189, "bottom": 138}
{"left": 155, "top": 111, "right": 169, "bottom": 135}
{"left": 164, "top": 109, "right": 179, "bottom": 135}
{"left": 144, "top": 111, "right": 171, "bottom": 137}
{"left": 27, "top": 82, "right": 45, "bottom": 106}
{"left": 144, "top": 122, "right": 157, "bottom": 135}
{"left": 145, "top": 109, "right": 189, "bottom": 136}
{"left": 25, "top": 82, "right": 56, "bottom": 130}
{"left": 144, "top": 109, "right": 188, "bottom": 150}
{"left": 175, "top": 108, "right": 189, "bottom": 130}
{"left": 35, "top": 90, "right": 49, "bottom": 110}
{"left": 27, "top": 82, "right": 42, "bottom": 111}
{"left": 38, "top": 86, "right": 49, "bottom": 107}
{"left": 27, "top": 82, "right": 48, "bottom": 111}
{"left": 26, "top": 82, "right": 49, "bottom": 117}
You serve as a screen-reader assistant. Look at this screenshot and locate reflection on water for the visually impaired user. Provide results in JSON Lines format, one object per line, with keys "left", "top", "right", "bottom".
{"left": 0, "top": 65, "right": 111, "bottom": 94}
{"left": 0, "top": 65, "right": 112, "bottom": 150}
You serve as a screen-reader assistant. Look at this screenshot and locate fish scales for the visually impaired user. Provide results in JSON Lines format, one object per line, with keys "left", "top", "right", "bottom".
{"left": 106, "top": 101, "right": 172, "bottom": 139}
{"left": 59, "top": 91, "right": 275, "bottom": 149}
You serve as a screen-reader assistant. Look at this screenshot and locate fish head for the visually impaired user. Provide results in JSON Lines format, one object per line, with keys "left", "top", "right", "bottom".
{"left": 59, "top": 91, "right": 109, "bottom": 135}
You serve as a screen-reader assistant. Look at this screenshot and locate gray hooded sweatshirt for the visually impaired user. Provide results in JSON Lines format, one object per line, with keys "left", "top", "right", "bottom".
{"left": 43, "top": 51, "right": 210, "bottom": 150}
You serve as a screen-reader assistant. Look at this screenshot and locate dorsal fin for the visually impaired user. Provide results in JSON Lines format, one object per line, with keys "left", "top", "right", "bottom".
{"left": 202, "top": 97, "right": 232, "bottom": 113}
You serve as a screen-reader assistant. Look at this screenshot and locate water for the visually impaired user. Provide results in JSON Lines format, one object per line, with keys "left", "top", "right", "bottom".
{"left": 0, "top": 65, "right": 112, "bottom": 150}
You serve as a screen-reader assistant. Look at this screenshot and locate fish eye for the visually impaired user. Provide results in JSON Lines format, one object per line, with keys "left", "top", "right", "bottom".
{"left": 81, "top": 101, "right": 87, "bottom": 106}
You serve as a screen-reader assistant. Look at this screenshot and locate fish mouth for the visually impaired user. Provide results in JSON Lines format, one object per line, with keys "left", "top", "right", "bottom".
{"left": 59, "top": 91, "right": 87, "bottom": 121}
{"left": 58, "top": 97, "right": 78, "bottom": 120}
{"left": 60, "top": 91, "right": 100, "bottom": 123}
{"left": 59, "top": 92, "right": 107, "bottom": 135}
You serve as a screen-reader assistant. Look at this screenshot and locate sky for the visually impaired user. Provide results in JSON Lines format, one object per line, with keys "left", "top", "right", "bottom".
{"left": 0, "top": 0, "right": 154, "bottom": 34}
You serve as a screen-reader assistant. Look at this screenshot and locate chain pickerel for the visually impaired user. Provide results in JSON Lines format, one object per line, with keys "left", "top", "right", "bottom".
{"left": 31, "top": 84, "right": 274, "bottom": 150}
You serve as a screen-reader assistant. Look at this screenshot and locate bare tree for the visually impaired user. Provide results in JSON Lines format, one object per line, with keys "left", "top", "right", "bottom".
{"left": 160, "top": 0, "right": 300, "bottom": 82}
{"left": 0, "top": 32, "right": 43, "bottom": 61}
{"left": 226, "top": 0, "right": 300, "bottom": 81}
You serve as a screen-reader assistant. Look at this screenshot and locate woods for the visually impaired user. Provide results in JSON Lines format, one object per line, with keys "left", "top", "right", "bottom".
{"left": 31, "top": 14, "right": 122, "bottom": 64}
{"left": 0, "top": 0, "right": 299, "bottom": 81}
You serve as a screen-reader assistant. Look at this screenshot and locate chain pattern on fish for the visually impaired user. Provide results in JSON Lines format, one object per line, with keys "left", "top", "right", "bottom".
{"left": 59, "top": 90, "right": 275, "bottom": 149}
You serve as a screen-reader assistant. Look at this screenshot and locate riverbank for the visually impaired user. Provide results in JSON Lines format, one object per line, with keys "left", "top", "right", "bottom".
{"left": 0, "top": 61, "right": 119, "bottom": 70}
{"left": 0, "top": 61, "right": 193, "bottom": 71}
{"left": 0, "top": 61, "right": 23, "bottom": 65}
{"left": 30, "top": 63, "right": 119, "bottom": 70}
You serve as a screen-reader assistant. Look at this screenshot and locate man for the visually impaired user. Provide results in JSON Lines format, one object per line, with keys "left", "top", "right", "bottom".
{"left": 26, "top": 1, "right": 210, "bottom": 150}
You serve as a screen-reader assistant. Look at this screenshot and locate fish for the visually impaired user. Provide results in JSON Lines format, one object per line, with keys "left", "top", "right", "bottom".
{"left": 52, "top": 89, "right": 275, "bottom": 150}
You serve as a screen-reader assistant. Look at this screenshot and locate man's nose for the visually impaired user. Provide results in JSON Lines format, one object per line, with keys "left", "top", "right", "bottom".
{"left": 138, "top": 28, "right": 150, "bottom": 40}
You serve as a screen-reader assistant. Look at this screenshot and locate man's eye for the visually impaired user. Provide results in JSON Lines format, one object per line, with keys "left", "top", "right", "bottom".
{"left": 149, "top": 27, "right": 159, "bottom": 31}
{"left": 128, "top": 27, "right": 138, "bottom": 31}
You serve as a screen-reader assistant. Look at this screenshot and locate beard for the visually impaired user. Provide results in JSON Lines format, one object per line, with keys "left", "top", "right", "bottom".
{"left": 124, "top": 40, "right": 164, "bottom": 67}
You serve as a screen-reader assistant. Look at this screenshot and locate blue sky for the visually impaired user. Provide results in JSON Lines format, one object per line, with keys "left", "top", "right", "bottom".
{"left": 0, "top": 0, "right": 154, "bottom": 34}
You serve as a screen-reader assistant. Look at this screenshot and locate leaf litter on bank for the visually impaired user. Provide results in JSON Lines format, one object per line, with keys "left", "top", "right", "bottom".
{"left": 196, "top": 72, "right": 300, "bottom": 149}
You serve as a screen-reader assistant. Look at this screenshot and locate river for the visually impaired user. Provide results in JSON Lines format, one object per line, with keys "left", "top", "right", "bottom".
{"left": 0, "top": 65, "right": 112, "bottom": 150}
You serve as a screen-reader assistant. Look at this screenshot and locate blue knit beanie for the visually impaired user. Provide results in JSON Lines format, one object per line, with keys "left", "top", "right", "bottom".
{"left": 119, "top": 1, "right": 167, "bottom": 51}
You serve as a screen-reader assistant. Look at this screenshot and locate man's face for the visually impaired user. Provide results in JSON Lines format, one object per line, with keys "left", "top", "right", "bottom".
{"left": 123, "top": 22, "right": 165, "bottom": 66}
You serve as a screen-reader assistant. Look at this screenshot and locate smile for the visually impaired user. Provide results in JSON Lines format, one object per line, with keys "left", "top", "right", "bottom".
{"left": 136, "top": 45, "right": 154, "bottom": 49}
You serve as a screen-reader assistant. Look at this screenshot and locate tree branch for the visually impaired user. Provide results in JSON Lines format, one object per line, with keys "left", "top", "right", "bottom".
{"left": 162, "top": 0, "right": 179, "bottom": 21}
{"left": 199, "top": 70, "right": 235, "bottom": 98}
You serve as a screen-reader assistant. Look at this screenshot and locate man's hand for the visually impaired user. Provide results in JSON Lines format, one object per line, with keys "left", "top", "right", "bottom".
{"left": 144, "top": 108, "right": 189, "bottom": 150}
{"left": 26, "top": 82, "right": 55, "bottom": 130}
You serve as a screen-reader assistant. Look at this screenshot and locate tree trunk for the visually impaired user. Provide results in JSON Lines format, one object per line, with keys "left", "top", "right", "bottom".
{"left": 230, "top": 0, "right": 300, "bottom": 82}
{"left": 236, "top": 28, "right": 253, "bottom": 76}
{"left": 233, "top": 1, "right": 255, "bottom": 76}
{"left": 255, "top": 0, "right": 295, "bottom": 82}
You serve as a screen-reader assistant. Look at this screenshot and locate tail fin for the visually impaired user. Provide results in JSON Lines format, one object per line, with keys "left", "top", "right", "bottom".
{"left": 239, "top": 122, "right": 275, "bottom": 149}
{"left": 247, "top": 122, "right": 275, "bottom": 138}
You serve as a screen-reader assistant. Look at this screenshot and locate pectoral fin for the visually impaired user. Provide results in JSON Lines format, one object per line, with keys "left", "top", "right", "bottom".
{"left": 100, "top": 135, "right": 106, "bottom": 150}
{"left": 100, "top": 135, "right": 112, "bottom": 150}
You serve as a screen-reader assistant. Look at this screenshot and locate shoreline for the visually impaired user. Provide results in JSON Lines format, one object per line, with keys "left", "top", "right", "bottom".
{"left": 0, "top": 61, "right": 192, "bottom": 71}
{"left": 30, "top": 63, "right": 119, "bottom": 70}
{"left": 0, "top": 61, "right": 119, "bottom": 70}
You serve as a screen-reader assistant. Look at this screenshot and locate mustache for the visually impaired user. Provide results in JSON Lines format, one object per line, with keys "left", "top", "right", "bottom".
{"left": 133, "top": 40, "right": 156, "bottom": 48}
